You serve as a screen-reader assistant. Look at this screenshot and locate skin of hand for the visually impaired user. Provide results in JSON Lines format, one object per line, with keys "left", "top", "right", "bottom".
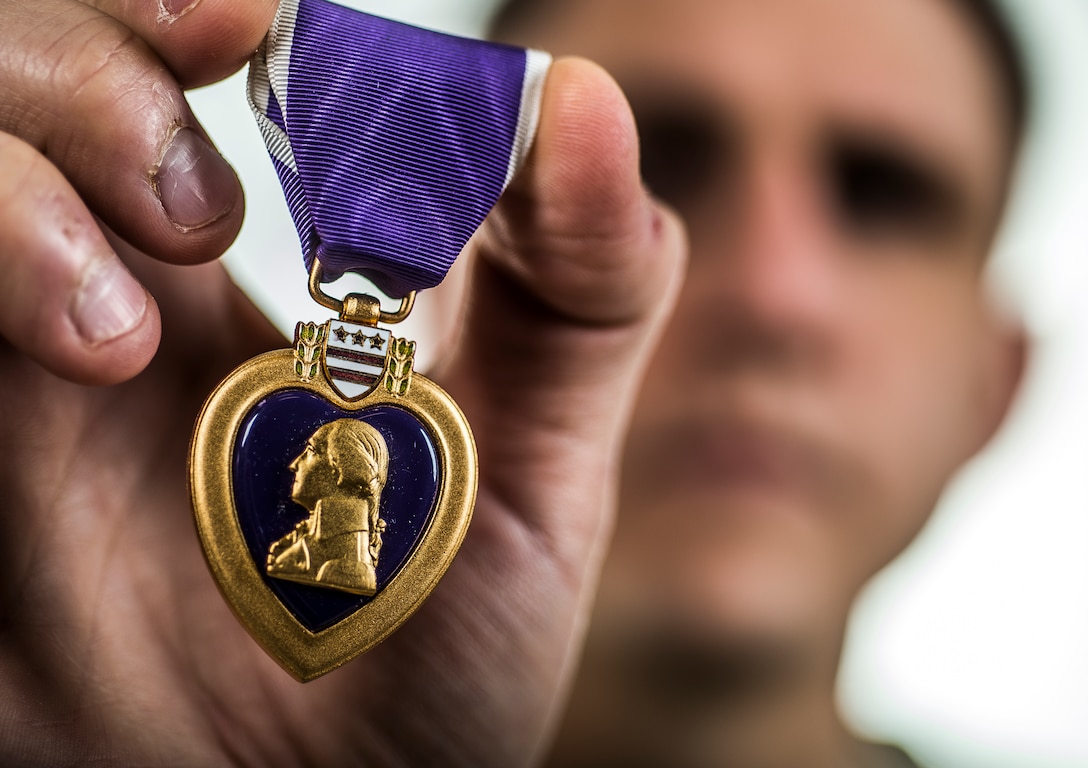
{"left": 0, "top": 1, "right": 685, "bottom": 766}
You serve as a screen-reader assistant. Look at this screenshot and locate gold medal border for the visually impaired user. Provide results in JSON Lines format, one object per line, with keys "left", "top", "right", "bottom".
{"left": 189, "top": 349, "right": 477, "bottom": 682}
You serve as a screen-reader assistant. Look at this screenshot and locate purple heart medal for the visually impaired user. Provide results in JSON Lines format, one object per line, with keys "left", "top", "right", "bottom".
{"left": 188, "top": 0, "right": 550, "bottom": 681}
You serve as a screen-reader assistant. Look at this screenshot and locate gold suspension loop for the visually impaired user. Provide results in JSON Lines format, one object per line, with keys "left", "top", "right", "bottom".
{"left": 308, "top": 259, "right": 416, "bottom": 325}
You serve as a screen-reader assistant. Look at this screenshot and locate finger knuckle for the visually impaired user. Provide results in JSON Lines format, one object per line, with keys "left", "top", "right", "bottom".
{"left": 55, "top": 17, "right": 164, "bottom": 114}
{"left": 0, "top": 6, "right": 176, "bottom": 154}
{"left": 51, "top": 22, "right": 180, "bottom": 168}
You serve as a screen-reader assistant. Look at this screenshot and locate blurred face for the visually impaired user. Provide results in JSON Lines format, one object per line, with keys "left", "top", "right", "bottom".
{"left": 507, "top": 0, "right": 1023, "bottom": 681}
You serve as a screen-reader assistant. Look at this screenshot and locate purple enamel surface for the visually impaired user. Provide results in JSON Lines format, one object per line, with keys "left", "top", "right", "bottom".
{"left": 233, "top": 390, "right": 440, "bottom": 631}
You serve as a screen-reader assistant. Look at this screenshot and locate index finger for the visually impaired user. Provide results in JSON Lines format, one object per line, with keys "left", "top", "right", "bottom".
{"left": 82, "top": 0, "right": 280, "bottom": 88}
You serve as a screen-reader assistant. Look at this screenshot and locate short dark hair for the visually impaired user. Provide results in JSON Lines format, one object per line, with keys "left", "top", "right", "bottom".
{"left": 490, "top": 0, "right": 1029, "bottom": 144}
{"left": 957, "top": 0, "right": 1029, "bottom": 143}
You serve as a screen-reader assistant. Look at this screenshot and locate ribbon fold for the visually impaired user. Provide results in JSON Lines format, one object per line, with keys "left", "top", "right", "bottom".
{"left": 249, "top": 0, "right": 551, "bottom": 298}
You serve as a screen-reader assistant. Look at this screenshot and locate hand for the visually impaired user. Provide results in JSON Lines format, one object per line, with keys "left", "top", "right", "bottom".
{"left": 0, "top": 2, "right": 685, "bottom": 766}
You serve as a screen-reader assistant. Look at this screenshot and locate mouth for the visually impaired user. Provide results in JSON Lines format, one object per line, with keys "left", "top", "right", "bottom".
{"left": 690, "top": 426, "right": 809, "bottom": 487}
{"left": 625, "top": 416, "right": 824, "bottom": 500}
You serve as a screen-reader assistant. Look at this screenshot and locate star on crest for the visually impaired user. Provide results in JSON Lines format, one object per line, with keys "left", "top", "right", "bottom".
{"left": 369, "top": 334, "right": 386, "bottom": 351}
{"left": 352, "top": 330, "right": 367, "bottom": 346}
{"left": 334, "top": 326, "right": 349, "bottom": 343}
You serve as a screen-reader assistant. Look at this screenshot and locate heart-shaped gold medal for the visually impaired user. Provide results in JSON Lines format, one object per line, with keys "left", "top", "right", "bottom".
{"left": 189, "top": 305, "right": 476, "bottom": 681}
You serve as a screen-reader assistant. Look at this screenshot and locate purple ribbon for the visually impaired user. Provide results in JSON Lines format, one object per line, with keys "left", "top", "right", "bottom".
{"left": 249, "top": 0, "right": 551, "bottom": 298}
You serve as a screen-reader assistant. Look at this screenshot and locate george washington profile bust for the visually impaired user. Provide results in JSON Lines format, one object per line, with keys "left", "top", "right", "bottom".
{"left": 267, "top": 419, "right": 389, "bottom": 596}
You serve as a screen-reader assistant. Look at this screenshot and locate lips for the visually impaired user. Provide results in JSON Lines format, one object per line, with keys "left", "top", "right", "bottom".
{"left": 625, "top": 416, "right": 823, "bottom": 499}
{"left": 692, "top": 425, "right": 810, "bottom": 487}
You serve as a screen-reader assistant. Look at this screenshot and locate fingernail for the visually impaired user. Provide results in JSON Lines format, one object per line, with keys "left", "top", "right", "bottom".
{"left": 155, "top": 127, "right": 237, "bottom": 231}
{"left": 71, "top": 260, "right": 148, "bottom": 346}
{"left": 158, "top": 0, "right": 200, "bottom": 22}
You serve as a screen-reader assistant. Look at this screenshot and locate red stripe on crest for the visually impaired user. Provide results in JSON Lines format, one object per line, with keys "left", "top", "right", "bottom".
{"left": 328, "top": 367, "right": 379, "bottom": 386}
{"left": 327, "top": 346, "right": 387, "bottom": 368}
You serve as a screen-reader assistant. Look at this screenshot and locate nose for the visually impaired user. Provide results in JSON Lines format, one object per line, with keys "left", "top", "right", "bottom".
{"left": 289, "top": 453, "right": 301, "bottom": 471}
{"left": 685, "top": 149, "right": 841, "bottom": 367}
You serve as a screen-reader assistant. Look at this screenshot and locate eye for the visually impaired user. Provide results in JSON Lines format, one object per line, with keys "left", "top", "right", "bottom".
{"left": 632, "top": 98, "right": 727, "bottom": 212}
{"left": 826, "top": 137, "right": 961, "bottom": 240}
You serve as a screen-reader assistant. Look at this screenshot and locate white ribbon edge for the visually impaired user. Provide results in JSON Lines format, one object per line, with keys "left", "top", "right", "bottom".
{"left": 248, "top": 0, "right": 302, "bottom": 174}
{"left": 248, "top": 3, "right": 550, "bottom": 201}
{"left": 504, "top": 48, "right": 553, "bottom": 189}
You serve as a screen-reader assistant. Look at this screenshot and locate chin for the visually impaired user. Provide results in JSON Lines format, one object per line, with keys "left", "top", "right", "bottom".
{"left": 598, "top": 491, "right": 858, "bottom": 663}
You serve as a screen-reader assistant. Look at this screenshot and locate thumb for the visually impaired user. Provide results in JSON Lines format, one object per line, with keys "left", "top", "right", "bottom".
{"left": 443, "top": 56, "right": 687, "bottom": 561}
{"left": 481, "top": 56, "right": 684, "bottom": 325}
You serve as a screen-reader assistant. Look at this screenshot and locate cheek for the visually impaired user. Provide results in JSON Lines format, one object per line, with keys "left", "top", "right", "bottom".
{"left": 834, "top": 294, "right": 990, "bottom": 564}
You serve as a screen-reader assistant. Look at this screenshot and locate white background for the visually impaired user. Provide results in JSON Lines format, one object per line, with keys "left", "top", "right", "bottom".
{"left": 187, "top": 1, "right": 1088, "bottom": 765}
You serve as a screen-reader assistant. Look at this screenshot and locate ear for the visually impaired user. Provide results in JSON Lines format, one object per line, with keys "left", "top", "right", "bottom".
{"left": 325, "top": 450, "right": 349, "bottom": 487}
{"left": 972, "top": 307, "right": 1028, "bottom": 452}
